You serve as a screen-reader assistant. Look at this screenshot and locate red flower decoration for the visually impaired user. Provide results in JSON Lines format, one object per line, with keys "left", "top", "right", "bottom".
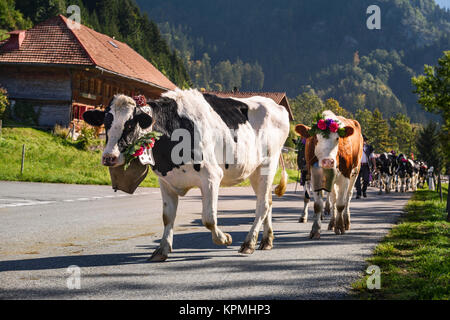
{"left": 329, "top": 121, "right": 339, "bottom": 133}
{"left": 133, "top": 95, "right": 147, "bottom": 107}
{"left": 132, "top": 146, "right": 145, "bottom": 157}
{"left": 317, "top": 119, "right": 327, "bottom": 130}
{"left": 144, "top": 138, "right": 156, "bottom": 150}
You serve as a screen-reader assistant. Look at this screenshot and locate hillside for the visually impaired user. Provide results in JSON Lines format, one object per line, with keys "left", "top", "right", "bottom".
{"left": 137, "top": 0, "right": 450, "bottom": 123}
{"left": 0, "top": 127, "right": 162, "bottom": 186}
{"left": 0, "top": 0, "right": 190, "bottom": 88}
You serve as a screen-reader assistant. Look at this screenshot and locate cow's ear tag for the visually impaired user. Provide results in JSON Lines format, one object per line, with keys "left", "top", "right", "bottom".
{"left": 139, "top": 148, "right": 155, "bottom": 166}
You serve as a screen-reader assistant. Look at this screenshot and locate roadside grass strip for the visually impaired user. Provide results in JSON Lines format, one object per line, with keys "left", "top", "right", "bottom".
{"left": 352, "top": 184, "right": 449, "bottom": 300}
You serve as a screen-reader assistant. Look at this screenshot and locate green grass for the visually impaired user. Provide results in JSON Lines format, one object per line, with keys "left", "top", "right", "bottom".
{"left": 352, "top": 184, "right": 449, "bottom": 300}
{"left": 0, "top": 127, "right": 297, "bottom": 188}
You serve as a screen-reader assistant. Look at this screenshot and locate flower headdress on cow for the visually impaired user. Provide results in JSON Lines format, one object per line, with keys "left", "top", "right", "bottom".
{"left": 309, "top": 113, "right": 347, "bottom": 138}
{"left": 122, "top": 95, "right": 162, "bottom": 169}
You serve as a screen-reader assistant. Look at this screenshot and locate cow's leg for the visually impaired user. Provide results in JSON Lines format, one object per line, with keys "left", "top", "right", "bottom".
{"left": 310, "top": 191, "right": 323, "bottom": 239}
{"left": 149, "top": 179, "right": 179, "bottom": 262}
{"left": 386, "top": 174, "right": 391, "bottom": 193}
{"left": 343, "top": 170, "right": 358, "bottom": 231}
{"left": 324, "top": 192, "right": 331, "bottom": 217}
{"left": 328, "top": 186, "right": 337, "bottom": 230}
{"left": 201, "top": 168, "right": 232, "bottom": 247}
{"left": 241, "top": 164, "right": 277, "bottom": 254}
{"left": 378, "top": 172, "right": 383, "bottom": 195}
{"left": 259, "top": 192, "right": 274, "bottom": 251}
{"left": 334, "top": 175, "right": 350, "bottom": 235}
{"left": 299, "top": 181, "right": 311, "bottom": 223}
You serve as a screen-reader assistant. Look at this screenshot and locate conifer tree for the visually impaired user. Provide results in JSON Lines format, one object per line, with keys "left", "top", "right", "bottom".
{"left": 367, "top": 108, "right": 392, "bottom": 153}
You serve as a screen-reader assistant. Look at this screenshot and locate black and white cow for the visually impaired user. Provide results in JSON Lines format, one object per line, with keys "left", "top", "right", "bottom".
{"left": 376, "top": 152, "right": 397, "bottom": 194}
{"left": 396, "top": 154, "right": 410, "bottom": 192}
{"left": 83, "top": 89, "right": 290, "bottom": 261}
{"left": 417, "top": 161, "right": 428, "bottom": 189}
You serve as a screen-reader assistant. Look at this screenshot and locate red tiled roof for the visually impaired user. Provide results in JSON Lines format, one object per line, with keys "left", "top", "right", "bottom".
{"left": 0, "top": 17, "right": 91, "bottom": 65}
{"left": 0, "top": 15, "right": 176, "bottom": 91}
{"left": 206, "top": 90, "right": 294, "bottom": 120}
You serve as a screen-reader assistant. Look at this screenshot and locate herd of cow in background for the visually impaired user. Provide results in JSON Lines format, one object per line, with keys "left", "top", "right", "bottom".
{"left": 372, "top": 152, "right": 431, "bottom": 194}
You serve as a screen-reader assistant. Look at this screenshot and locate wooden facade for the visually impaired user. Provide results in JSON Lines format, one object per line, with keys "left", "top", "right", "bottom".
{"left": 0, "top": 64, "right": 168, "bottom": 127}
{"left": 0, "top": 15, "right": 176, "bottom": 129}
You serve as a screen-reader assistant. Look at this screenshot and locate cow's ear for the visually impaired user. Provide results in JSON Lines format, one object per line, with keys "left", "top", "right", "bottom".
{"left": 135, "top": 112, "right": 153, "bottom": 129}
{"left": 295, "top": 124, "right": 310, "bottom": 138}
{"left": 344, "top": 126, "right": 354, "bottom": 138}
{"left": 83, "top": 110, "right": 105, "bottom": 127}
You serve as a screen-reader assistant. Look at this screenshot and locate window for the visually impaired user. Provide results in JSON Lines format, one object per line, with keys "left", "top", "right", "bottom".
{"left": 108, "top": 40, "right": 119, "bottom": 49}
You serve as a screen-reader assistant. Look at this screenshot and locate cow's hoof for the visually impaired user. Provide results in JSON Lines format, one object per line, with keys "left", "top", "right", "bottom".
{"left": 213, "top": 233, "right": 232, "bottom": 246}
{"left": 345, "top": 223, "right": 351, "bottom": 231}
{"left": 258, "top": 238, "right": 273, "bottom": 250}
{"left": 328, "top": 222, "right": 334, "bottom": 230}
{"left": 309, "top": 231, "right": 321, "bottom": 239}
{"left": 299, "top": 217, "right": 307, "bottom": 223}
{"left": 148, "top": 248, "right": 168, "bottom": 262}
{"left": 239, "top": 243, "right": 255, "bottom": 254}
{"left": 334, "top": 226, "right": 345, "bottom": 235}
{"left": 222, "top": 233, "right": 233, "bottom": 246}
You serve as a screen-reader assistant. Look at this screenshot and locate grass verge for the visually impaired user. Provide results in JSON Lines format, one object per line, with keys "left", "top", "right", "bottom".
{"left": 351, "top": 184, "right": 449, "bottom": 300}
{"left": 0, "top": 127, "right": 298, "bottom": 188}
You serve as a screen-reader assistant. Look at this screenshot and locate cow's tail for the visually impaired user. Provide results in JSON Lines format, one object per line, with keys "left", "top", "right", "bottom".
{"left": 275, "top": 153, "right": 288, "bottom": 197}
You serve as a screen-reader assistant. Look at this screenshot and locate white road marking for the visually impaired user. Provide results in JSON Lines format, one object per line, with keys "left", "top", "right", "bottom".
{"left": 0, "top": 190, "right": 155, "bottom": 209}
{"left": 0, "top": 200, "right": 56, "bottom": 208}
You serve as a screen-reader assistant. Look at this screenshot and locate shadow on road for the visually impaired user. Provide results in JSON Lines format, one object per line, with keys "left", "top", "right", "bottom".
{"left": 0, "top": 188, "right": 410, "bottom": 273}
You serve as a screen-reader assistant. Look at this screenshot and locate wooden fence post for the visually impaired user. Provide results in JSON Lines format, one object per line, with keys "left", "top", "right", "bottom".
{"left": 21, "top": 144, "right": 25, "bottom": 175}
{"left": 447, "top": 174, "right": 450, "bottom": 222}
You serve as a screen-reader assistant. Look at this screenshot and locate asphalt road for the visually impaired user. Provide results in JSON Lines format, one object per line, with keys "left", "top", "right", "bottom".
{"left": 0, "top": 181, "right": 411, "bottom": 300}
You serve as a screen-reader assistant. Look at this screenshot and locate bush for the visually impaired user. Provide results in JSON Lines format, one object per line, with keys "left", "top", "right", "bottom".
{"left": 76, "top": 124, "right": 97, "bottom": 151}
{"left": 11, "top": 100, "right": 41, "bottom": 125}
{"left": 0, "top": 87, "right": 9, "bottom": 120}
{"left": 52, "top": 124, "right": 70, "bottom": 139}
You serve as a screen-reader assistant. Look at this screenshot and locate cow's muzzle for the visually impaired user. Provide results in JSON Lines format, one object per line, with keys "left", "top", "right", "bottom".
{"left": 102, "top": 154, "right": 119, "bottom": 167}
{"left": 321, "top": 158, "right": 335, "bottom": 169}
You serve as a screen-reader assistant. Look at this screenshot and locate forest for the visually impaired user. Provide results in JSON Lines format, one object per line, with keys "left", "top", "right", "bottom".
{"left": 0, "top": 0, "right": 448, "bottom": 162}
{"left": 137, "top": 0, "right": 450, "bottom": 124}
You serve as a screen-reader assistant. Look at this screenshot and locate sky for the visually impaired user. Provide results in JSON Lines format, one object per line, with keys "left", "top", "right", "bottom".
{"left": 435, "top": 0, "right": 450, "bottom": 9}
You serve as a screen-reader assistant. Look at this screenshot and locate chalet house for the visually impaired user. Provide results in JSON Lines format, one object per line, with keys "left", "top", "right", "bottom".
{"left": 0, "top": 15, "right": 176, "bottom": 127}
{"left": 205, "top": 90, "right": 294, "bottom": 121}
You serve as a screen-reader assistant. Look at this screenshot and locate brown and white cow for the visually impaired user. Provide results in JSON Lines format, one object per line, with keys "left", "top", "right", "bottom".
{"left": 295, "top": 111, "right": 363, "bottom": 238}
